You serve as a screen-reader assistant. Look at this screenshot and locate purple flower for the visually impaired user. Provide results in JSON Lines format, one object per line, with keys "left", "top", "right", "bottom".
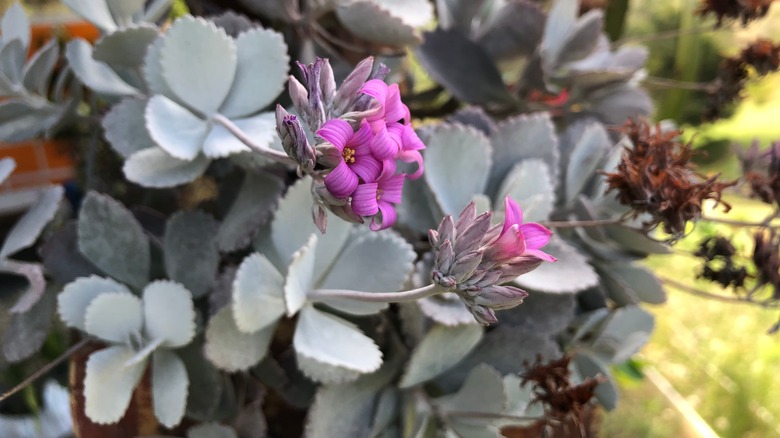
{"left": 483, "top": 197, "right": 556, "bottom": 264}
{"left": 351, "top": 173, "right": 405, "bottom": 231}
{"left": 318, "top": 118, "right": 382, "bottom": 199}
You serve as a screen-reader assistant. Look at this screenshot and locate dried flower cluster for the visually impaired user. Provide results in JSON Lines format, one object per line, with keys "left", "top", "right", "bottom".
{"left": 696, "top": 236, "right": 748, "bottom": 289}
{"left": 706, "top": 39, "right": 780, "bottom": 120}
{"left": 741, "top": 141, "right": 780, "bottom": 207}
{"left": 521, "top": 355, "right": 602, "bottom": 433}
{"left": 697, "top": 0, "right": 775, "bottom": 26}
{"left": 752, "top": 230, "right": 780, "bottom": 299}
{"left": 602, "top": 119, "right": 735, "bottom": 240}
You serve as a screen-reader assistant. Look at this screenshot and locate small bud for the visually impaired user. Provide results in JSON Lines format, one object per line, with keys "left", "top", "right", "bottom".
{"left": 435, "top": 240, "right": 455, "bottom": 275}
{"left": 428, "top": 229, "right": 439, "bottom": 249}
{"left": 455, "top": 201, "right": 477, "bottom": 233}
{"left": 333, "top": 57, "right": 374, "bottom": 116}
{"left": 432, "top": 270, "right": 457, "bottom": 289}
{"left": 312, "top": 203, "right": 328, "bottom": 234}
{"left": 495, "top": 257, "right": 543, "bottom": 284}
{"left": 450, "top": 250, "right": 483, "bottom": 283}
{"left": 319, "top": 58, "right": 336, "bottom": 102}
{"left": 453, "top": 211, "right": 491, "bottom": 255}
{"left": 288, "top": 76, "right": 308, "bottom": 116}
{"left": 436, "top": 215, "right": 455, "bottom": 246}
{"left": 275, "top": 105, "right": 315, "bottom": 173}
{"left": 468, "top": 304, "right": 498, "bottom": 326}
{"left": 472, "top": 285, "right": 528, "bottom": 310}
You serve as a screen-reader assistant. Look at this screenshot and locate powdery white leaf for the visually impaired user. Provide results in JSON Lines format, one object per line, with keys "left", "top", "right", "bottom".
{"left": 161, "top": 17, "right": 237, "bottom": 115}
{"left": 418, "top": 293, "right": 475, "bottom": 326}
{"left": 84, "top": 291, "right": 143, "bottom": 343}
{"left": 124, "top": 147, "right": 211, "bottom": 188}
{"left": 284, "top": 234, "right": 317, "bottom": 317}
{"left": 93, "top": 25, "right": 159, "bottom": 70}
{"left": 424, "top": 124, "right": 492, "bottom": 216}
{"left": 105, "top": 0, "right": 145, "bottom": 26}
{"left": 475, "top": 1, "right": 545, "bottom": 60}
{"left": 204, "top": 307, "right": 274, "bottom": 372}
{"left": 599, "top": 262, "right": 666, "bottom": 305}
{"left": 589, "top": 84, "right": 652, "bottom": 125}
{"left": 1, "top": 185, "right": 63, "bottom": 258}
{"left": 515, "top": 237, "right": 598, "bottom": 293}
{"left": 65, "top": 39, "right": 138, "bottom": 96}
{"left": 296, "top": 355, "right": 362, "bottom": 385}
{"left": 592, "top": 305, "right": 654, "bottom": 363}
{"left": 488, "top": 112, "right": 559, "bottom": 197}
{"left": 0, "top": 260, "right": 45, "bottom": 314}
{"left": 145, "top": 95, "right": 209, "bottom": 161}
{"left": 203, "top": 112, "right": 275, "bottom": 158}
{"left": 102, "top": 97, "right": 156, "bottom": 158}
{"left": 336, "top": 1, "right": 425, "bottom": 47}
{"left": 540, "top": 0, "right": 578, "bottom": 69}
{"left": 0, "top": 157, "right": 14, "bottom": 184}
{"left": 574, "top": 352, "right": 618, "bottom": 410}
{"left": 232, "top": 252, "right": 286, "bottom": 333}
{"left": 1, "top": 3, "right": 30, "bottom": 49}
{"left": 164, "top": 210, "right": 220, "bottom": 298}
{"left": 217, "top": 171, "right": 284, "bottom": 252}
{"left": 565, "top": 123, "right": 610, "bottom": 202}
{"left": 2, "top": 290, "right": 55, "bottom": 363}
{"left": 400, "top": 324, "right": 483, "bottom": 388}
{"left": 555, "top": 10, "right": 603, "bottom": 67}
{"left": 57, "top": 276, "right": 132, "bottom": 331}
{"left": 437, "top": 363, "right": 506, "bottom": 417}
{"left": 188, "top": 423, "right": 238, "bottom": 438}
{"left": 23, "top": 39, "right": 59, "bottom": 95}
{"left": 152, "top": 349, "right": 189, "bottom": 428}
{"left": 142, "top": 35, "right": 172, "bottom": 96}
{"left": 294, "top": 305, "right": 382, "bottom": 376}
{"left": 84, "top": 345, "right": 146, "bottom": 424}
{"left": 62, "top": 0, "right": 117, "bottom": 32}
{"left": 143, "top": 281, "right": 196, "bottom": 348}
{"left": 78, "top": 192, "right": 150, "bottom": 289}
{"left": 0, "top": 38, "right": 25, "bottom": 90}
{"left": 219, "top": 28, "right": 289, "bottom": 118}
{"left": 496, "top": 159, "right": 555, "bottom": 223}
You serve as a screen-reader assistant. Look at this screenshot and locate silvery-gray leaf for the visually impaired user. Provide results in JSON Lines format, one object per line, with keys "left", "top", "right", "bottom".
{"left": 437, "top": 0, "right": 487, "bottom": 32}
{"left": 609, "top": 45, "right": 649, "bottom": 71}
{"left": 2, "top": 289, "right": 55, "bottom": 363}
{"left": 515, "top": 237, "right": 598, "bottom": 293}
{"left": 204, "top": 306, "right": 275, "bottom": 371}
{"left": 0, "top": 157, "right": 14, "bottom": 184}
{"left": 0, "top": 380, "right": 73, "bottom": 437}
{"left": 564, "top": 123, "right": 610, "bottom": 202}
{"left": 0, "top": 38, "right": 25, "bottom": 90}
{"left": 203, "top": 112, "right": 276, "bottom": 158}
{"left": 336, "top": 0, "right": 431, "bottom": 47}
{"left": 188, "top": 423, "right": 238, "bottom": 438}
{"left": 62, "top": 0, "right": 117, "bottom": 32}
{"left": 540, "top": 0, "right": 578, "bottom": 69}
{"left": 496, "top": 159, "right": 554, "bottom": 223}
{"left": 93, "top": 25, "right": 159, "bottom": 71}
{"left": 418, "top": 293, "right": 475, "bottom": 326}
{"left": 399, "top": 323, "right": 482, "bottom": 388}
{"left": 600, "top": 263, "right": 665, "bottom": 305}
{"left": 436, "top": 363, "right": 506, "bottom": 431}
{"left": 499, "top": 375, "right": 537, "bottom": 428}
{"left": 65, "top": 39, "right": 138, "bottom": 96}
{"left": 574, "top": 351, "right": 618, "bottom": 410}
{"left": 0, "top": 98, "right": 58, "bottom": 141}
{"left": 554, "top": 10, "right": 603, "bottom": 68}
{"left": 236, "top": 0, "right": 296, "bottom": 22}
{"left": 178, "top": 342, "right": 224, "bottom": 421}
{"left": 1, "top": 3, "right": 30, "bottom": 49}
{"left": 589, "top": 84, "right": 652, "bottom": 125}
{"left": 488, "top": 112, "right": 559, "bottom": 198}
{"left": 123, "top": 147, "right": 211, "bottom": 188}
{"left": 285, "top": 234, "right": 317, "bottom": 317}
{"left": 415, "top": 28, "right": 512, "bottom": 104}
{"left": 604, "top": 226, "right": 671, "bottom": 255}
{"left": 0, "top": 259, "right": 46, "bottom": 314}
{"left": 22, "top": 39, "right": 59, "bottom": 96}
{"left": 143, "top": 281, "right": 196, "bottom": 348}
{"left": 395, "top": 175, "right": 440, "bottom": 234}
{"left": 152, "top": 349, "right": 189, "bottom": 428}
{"left": 474, "top": 1, "right": 545, "bottom": 60}
{"left": 424, "top": 124, "right": 492, "bottom": 216}
{"left": 446, "top": 106, "right": 497, "bottom": 137}
{"left": 105, "top": 0, "right": 146, "bottom": 26}
{"left": 232, "top": 253, "right": 286, "bottom": 333}
{"left": 369, "top": 389, "right": 398, "bottom": 438}
{"left": 498, "top": 292, "right": 575, "bottom": 335}
{"left": 1, "top": 185, "right": 63, "bottom": 258}
{"left": 305, "top": 351, "right": 401, "bottom": 437}
{"left": 592, "top": 305, "right": 654, "bottom": 363}
{"left": 293, "top": 305, "right": 382, "bottom": 378}
{"left": 84, "top": 291, "right": 143, "bottom": 343}
{"left": 164, "top": 210, "right": 219, "bottom": 298}
{"left": 446, "top": 424, "right": 503, "bottom": 438}
{"left": 316, "top": 229, "right": 415, "bottom": 315}
{"left": 218, "top": 171, "right": 284, "bottom": 253}
{"left": 145, "top": 94, "right": 210, "bottom": 161}
{"left": 412, "top": 415, "right": 436, "bottom": 438}
{"left": 84, "top": 345, "right": 146, "bottom": 424}
{"left": 57, "top": 275, "right": 132, "bottom": 331}
{"left": 143, "top": 0, "right": 171, "bottom": 22}
{"left": 160, "top": 16, "right": 237, "bottom": 115}
{"left": 142, "top": 35, "right": 173, "bottom": 96}
{"left": 219, "top": 28, "right": 289, "bottom": 118}
{"left": 78, "top": 192, "right": 150, "bottom": 289}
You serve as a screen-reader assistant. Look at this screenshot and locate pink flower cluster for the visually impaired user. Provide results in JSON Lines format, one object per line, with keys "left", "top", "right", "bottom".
{"left": 318, "top": 79, "right": 425, "bottom": 231}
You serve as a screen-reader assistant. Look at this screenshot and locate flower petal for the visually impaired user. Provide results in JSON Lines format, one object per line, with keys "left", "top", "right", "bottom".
{"left": 402, "top": 124, "right": 425, "bottom": 151}
{"left": 370, "top": 201, "right": 397, "bottom": 231}
{"left": 519, "top": 223, "right": 553, "bottom": 250}
{"left": 503, "top": 197, "right": 524, "bottom": 233}
{"left": 352, "top": 183, "right": 379, "bottom": 216}
{"left": 325, "top": 161, "right": 359, "bottom": 198}
{"left": 384, "top": 84, "right": 406, "bottom": 123}
{"left": 350, "top": 119, "right": 375, "bottom": 154}
{"left": 380, "top": 158, "right": 397, "bottom": 180}
{"left": 399, "top": 150, "right": 424, "bottom": 180}
{"left": 370, "top": 125, "right": 398, "bottom": 160}
{"left": 317, "top": 118, "right": 352, "bottom": 150}
{"left": 490, "top": 224, "right": 526, "bottom": 260}
{"left": 379, "top": 173, "right": 405, "bottom": 204}
{"left": 360, "top": 79, "right": 388, "bottom": 102}
{"left": 524, "top": 248, "right": 557, "bottom": 262}
{"left": 350, "top": 154, "right": 382, "bottom": 183}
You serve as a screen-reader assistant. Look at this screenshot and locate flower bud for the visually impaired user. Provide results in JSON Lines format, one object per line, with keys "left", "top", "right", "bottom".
{"left": 467, "top": 304, "right": 498, "bottom": 326}
{"left": 288, "top": 76, "right": 308, "bottom": 117}
{"left": 275, "top": 105, "right": 315, "bottom": 173}
{"left": 435, "top": 240, "right": 455, "bottom": 275}
{"left": 333, "top": 57, "right": 374, "bottom": 116}
{"left": 471, "top": 285, "right": 528, "bottom": 310}
{"left": 450, "top": 250, "right": 483, "bottom": 283}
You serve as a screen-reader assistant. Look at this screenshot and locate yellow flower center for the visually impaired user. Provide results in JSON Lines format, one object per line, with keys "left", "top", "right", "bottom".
{"left": 343, "top": 147, "right": 356, "bottom": 164}
{"left": 376, "top": 188, "right": 383, "bottom": 201}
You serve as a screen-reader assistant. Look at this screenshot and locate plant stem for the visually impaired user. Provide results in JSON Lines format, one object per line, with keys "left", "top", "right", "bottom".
{"left": 659, "top": 276, "right": 779, "bottom": 308}
{"left": 211, "top": 113, "right": 298, "bottom": 166}
{"left": 309, "top": 283, "right": 444, "bottom": 303}
{"left": 701, "top": 210, "right": 779, "bottom": 228}
{"left": 0, "top": 338, "right": 91, "bottom": 403}
{"left": 540, "top": 218, "right": 625, "bottom": 229}
{"left": 642, "top": 76, "right": 715, "bottom": 92}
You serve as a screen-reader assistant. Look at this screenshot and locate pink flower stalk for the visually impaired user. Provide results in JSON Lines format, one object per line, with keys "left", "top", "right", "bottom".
{"left": 351, "top": 173, "right": 405, "bottom": 231}
{"left": 318, "top": 118, "right": 382, "bottom": 198}
{"left": 484, "top": 197, "right": 557, "bottom": 264}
